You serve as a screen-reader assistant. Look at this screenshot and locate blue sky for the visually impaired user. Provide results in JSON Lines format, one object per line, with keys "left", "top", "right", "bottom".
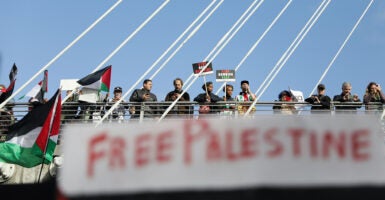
{"left": 1, "top": 0, "right": 384, "bottom": 104}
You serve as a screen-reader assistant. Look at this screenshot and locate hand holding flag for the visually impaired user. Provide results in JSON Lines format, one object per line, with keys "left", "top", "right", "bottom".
{"left": 0, "top": 89, "right": 62, "bottom": 168}
{"left": 0, "top": 63, "right": 18, "bottom": 104}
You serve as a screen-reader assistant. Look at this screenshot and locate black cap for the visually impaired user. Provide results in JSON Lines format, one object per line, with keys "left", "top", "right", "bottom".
{"left": 241, "top": 80, "right": 249, "bottom": 85}
{"left": 114, "top": 86, "right": 122, "bottom": 92}
{"left": 317, "top": 84, "right": 325, "bottom": 90}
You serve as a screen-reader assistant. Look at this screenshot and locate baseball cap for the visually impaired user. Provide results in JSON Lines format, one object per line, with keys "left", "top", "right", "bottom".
{"left": 114, "top": 86, "right": 122, "bottom": 92}
{"left": 241, "top": 80, "right": 249, "bottom": 85}
{"left": 317, "top": 84, "right": 325, "bottom": 90}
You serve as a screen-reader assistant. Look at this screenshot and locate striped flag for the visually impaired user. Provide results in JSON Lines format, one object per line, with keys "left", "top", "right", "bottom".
{"left": 24, "top": 70, "right": 48, "bottom": 103}
{"left": 0, "top": 89, "right": 61, "bottom": 167}
{"left": 77, "top": 65, "right": 111, "bottom": 92}
{"left": 0, "top": 63, "right": 18, "bottom": 104}
{"left": 9, "top": 63, "right": 18, "bottom": 82}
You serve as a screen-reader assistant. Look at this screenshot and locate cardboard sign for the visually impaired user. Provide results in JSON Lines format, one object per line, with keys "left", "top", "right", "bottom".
{"left": 192, "top": 61, "right": 213, "bottom": 76}
{"left": 78, "top": 88, "right": 99, "bottom": 103}
{"left": 59, "top": 115, "right": 385, "bottom": 196}
{"left": 216, "top": 69, "right": 235, "bottom": 82}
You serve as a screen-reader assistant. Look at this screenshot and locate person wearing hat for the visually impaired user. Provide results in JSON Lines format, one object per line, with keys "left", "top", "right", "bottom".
{"left": 105, "top": 86, "right": 128, "bottom": 120}
{"left": 236, "top": 80, "right": 256, "bottom": 102}
{"left": 305, "top": 84, "right": 331, "bottom": 113}
{"left": 235, "top": 80, "right": 256, "bottom": 115}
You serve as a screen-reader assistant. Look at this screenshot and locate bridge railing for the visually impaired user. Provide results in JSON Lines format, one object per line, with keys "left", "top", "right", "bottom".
{"left": 0, "top": 101, "right": 383, "bottom": 133}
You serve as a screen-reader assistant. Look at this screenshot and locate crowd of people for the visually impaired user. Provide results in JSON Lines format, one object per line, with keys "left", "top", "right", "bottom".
{"left": 58, "top": 78, "right": 385, "bottom": 122}
{"left": 1, "top": 78, "right": 385, "bottom": 132}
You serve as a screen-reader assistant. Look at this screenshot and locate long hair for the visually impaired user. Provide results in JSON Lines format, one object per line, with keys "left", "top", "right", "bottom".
{"left": 365, "top": 82, "right": 380, "bottom": 100}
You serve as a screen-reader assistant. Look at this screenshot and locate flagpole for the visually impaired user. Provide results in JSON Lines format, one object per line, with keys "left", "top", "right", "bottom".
{"left": 63, "top": 0, "right": 170, "bottom": 105}
{"left": 224, "top": 81, "right": 227, "bottom": 100}
{"left": 0, "top": 0, "right": 123, "bottom": 110}
{"left": 37, "top": 89, "right": 61, "bottom": 183}
{"left": 203, "top": 75, "right": 208, "bottom": 95}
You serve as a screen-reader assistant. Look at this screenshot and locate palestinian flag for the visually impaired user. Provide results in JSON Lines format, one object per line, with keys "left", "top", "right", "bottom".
{"left": 77, "top": 65, "right": 111, "bottom": 92}
{"left": 0, "top": 63, "right": 18, "bottom": 104}
{"left": 25, "top": 70, "right": 48, "bottom": 103}
{"left": 9, "top": 63, "right": 18, "bottom": 82}
{"left": 0, "top": 89, "right": 61, "bottom": 168}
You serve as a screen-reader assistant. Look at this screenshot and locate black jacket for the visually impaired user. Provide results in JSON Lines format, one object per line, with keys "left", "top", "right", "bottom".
{"left": 333, "top": 93, "right": 362, "bottom": 110}
{"left": 194, "top": 92, "right": 223, "bottom": 113}
{"left": 164, "top": 90, "right": 192, "bottom": 116}
{"left": 305, "top": 94, "right": 331, "bottom": 111}
{"left": 129, "top": 88, "right": 158, "bottom": 118}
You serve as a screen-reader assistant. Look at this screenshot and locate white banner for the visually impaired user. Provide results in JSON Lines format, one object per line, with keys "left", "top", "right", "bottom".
{"left": 290, "top": 89, "right": 305, "bottom": 110}
{"left": 60, "top": 79, "right": 80, "bottom": 91}
{"left": 59, "top": 115, "right": 385, "bottom": 196}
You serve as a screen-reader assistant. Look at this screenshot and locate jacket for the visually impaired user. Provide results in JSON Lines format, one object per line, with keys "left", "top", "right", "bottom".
{"left": 194, "top": 92, "right": 222, "bottom": 113}
{"left": 305, "top": 94, "right": 331, "bottom": 111}
{"left": 129, "top": 88, "right": 158, "bottom": 118}
{"left": 164, "top": 90, "right": 193, "bottom": 116}
{"left": 333, "top": 93, "right": 362, "bottom": 110}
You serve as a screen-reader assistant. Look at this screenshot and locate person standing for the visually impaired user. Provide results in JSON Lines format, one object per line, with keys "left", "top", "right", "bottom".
{"left": 194, "top": 81, "right": 222, "bottom": 116}
{"left": 164, "top": 78, "right": 192, "bottom": 118}
{"left": 223, "top": 84, "right": 235, "bottom": 101}
{"left": 273, "top": 90, "right": 296, "bottom": 115}
{"left": 363, "top": 82, "right": 385, "bottom": 112}
{"left": 129, "top": 79, "right": 158, "bottom": 119}
{"left": 221, "top": 84, "right": 236, "bottom": 118}
{"left": 305, "top": 84, "right": 331, "bottom": 114}
{"left": 62, "top": 90, "right": 79, "bottom": 123}
{"left": 333, "top": 82, "right": 361, "bottom": 112}
{"left": 236, "top": 80, "right": 256, "bottom": 101}
{"left": 235, "top": 80, "right": 256, "bottom": 115}
{"left": 105, "top": 86, "right": 128, "bottom": 120}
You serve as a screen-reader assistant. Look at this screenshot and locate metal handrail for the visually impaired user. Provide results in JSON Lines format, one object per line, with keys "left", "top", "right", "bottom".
{"left": 1, "top": 100, "right": 384, "bottom": 144}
